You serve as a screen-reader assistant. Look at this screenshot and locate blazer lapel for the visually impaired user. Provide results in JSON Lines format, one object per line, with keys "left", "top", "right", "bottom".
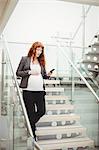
{"left": 27, "top": 57, "right": 31, "bottom": 70}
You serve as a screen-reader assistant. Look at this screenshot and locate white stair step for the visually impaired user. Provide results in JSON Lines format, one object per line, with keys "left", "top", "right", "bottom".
{"left": 38, "top": 137, "right": 94, "bottom": 150}
{"left": 44, "top": 79, "right": 60, "bottom": 85}
{"left": 36, "top": 125, "right": 86, "bottom": 136}
{"left": 45, "top": 95, "right": 68, "bottom": 100}
{"left": 45, "top": 87, "right": 64, "bottom": 92}
{"left": 46, "top": 104, "right": 74, "bottom": 111}
{"left": 39, "top": 114, "right": 80, "bottom": 123}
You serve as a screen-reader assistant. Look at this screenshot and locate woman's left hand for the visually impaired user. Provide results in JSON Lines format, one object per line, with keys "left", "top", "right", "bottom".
{"left": 47, "top": 72, "right": 52, "bottom": 77}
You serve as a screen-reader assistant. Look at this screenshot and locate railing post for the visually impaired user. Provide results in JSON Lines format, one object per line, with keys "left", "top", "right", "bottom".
{"left": 82, "top": 5, "right": 86, "bottom": 59}
{"left": 0, "top": 47, "right": 1, "bottom": 116}
{"left": 1, "top": 48, "right": 5, "bottom": 115}
{"left": 69, "top": 40, "right": 75, "bottom": 102}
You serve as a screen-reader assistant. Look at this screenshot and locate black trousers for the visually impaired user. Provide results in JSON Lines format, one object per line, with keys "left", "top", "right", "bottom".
{"left": 22, "top": 90, "right": 46, "bottom": 136}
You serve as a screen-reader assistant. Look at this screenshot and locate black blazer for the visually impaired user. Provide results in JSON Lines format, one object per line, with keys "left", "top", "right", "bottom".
{"left": 16, "top": 56, "right": 49, "bottom": 88}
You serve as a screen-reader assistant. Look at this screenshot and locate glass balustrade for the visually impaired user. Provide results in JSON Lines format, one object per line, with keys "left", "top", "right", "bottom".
{"left": 57, "top": 45, "right": 99, "bottom": 148}
{"left": 0, "top": 38, "right": 41, "bottom": 150}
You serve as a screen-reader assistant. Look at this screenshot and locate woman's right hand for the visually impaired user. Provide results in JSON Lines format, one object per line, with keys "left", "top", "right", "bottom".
{"left": 29, "top": 70, "right": 40, "bottom": 75}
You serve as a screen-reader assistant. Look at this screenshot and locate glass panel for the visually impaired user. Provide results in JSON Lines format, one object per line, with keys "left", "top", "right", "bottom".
{"left": 0, "top": 39, "right": 41, "bottom": 150}
{"left": 0, "top": 40, "right": 14, "bottom": 150}
{"left": 72, "top": 46, "right": 99, "bottom": 95}
{"left": 57, "top": 45, "right": 99, "bottom": 147}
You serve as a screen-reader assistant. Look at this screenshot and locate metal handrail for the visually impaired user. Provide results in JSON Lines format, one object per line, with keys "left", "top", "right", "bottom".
{"left": 60, "top": 46, "right": 99, "bottom": 103}
{"left": 2, "top": 36, "right": 42, "bottom": 150}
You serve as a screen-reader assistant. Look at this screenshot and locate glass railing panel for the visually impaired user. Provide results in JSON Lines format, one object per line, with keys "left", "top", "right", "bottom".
{"left": 0, "top": 48, "right": 14, "bottom": 149}
{"left": 56, "top": 46, "right": 99, "bottom": 147}
{"left": 1, "top": 38, "right": 41, "bottom": 150}
{"left": 77, "top": 64, "right": 99, "bottom": 92}
{"left": 72, "top": 46, "right": 99, "bottom": 95}
{"left": 71, "top": 69, "right": 99, "bottom": 147}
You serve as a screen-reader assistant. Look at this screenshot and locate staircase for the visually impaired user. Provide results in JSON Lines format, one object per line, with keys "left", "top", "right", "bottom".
{"left": 0, "top": 75, "right": 96, "bottom": 150}
{"left": 36, "top": 79, "right": 94, "bottom": 150}
{"left": 0, "top": 76, "right": 96, "bottom": 150}
{"left": 82, "top": 34, "right": 99, "bottom": 81}
{"left": 0, "top": 38, "right": 98, "bottom": 150}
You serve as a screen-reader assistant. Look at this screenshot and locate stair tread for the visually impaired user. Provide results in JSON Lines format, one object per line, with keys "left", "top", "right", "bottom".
{"left": 82, "top": 60, "right": 99, "bottom": 64}
{"left": 46, "top": 104, "right": 74, "bottom": 110}
{"left": 88, "top": 68, "right": 99, "bottom": 72}
{"left": 92, "top": 42, "right": 99, "bottom": 46}
{"left": 39, "top": 114, "right": 80, "bottom": 122}
{"left": 45, "top": 87, "right": 64, "bottom": 92}
{"left": 37, "top": 125, "right": 85, "bottom": 131}
{"left": 36, "top": 125, "right": 86, "bottom": 135}
{"left": 44, "top": 79, "right": 60, "bottom": 84}
{"left": 45, "top": 95, "right": 68, "bottom": 100}
{"left": 38, "top": 137, "right": 94, "bottom": 145}
{"left": 86, "top": 51, "right": 99, "bottom": 55}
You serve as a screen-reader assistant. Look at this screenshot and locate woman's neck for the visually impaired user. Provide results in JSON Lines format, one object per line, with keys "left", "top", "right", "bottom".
{"left": 32, "top": 57, "right": 39, "bottom": 64}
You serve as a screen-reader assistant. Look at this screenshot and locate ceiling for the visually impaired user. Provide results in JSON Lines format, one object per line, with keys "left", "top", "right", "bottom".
{"left": 0, "top": 0, "right": 18, "bottom": 35}
{"left": 0, "top": 0, "right": 8, "bottom": 20}
{"left": 0, "top": 0, "right": 99, "bottom": 35}
{"left": 61, "top": 0, "right": 99, "bottom": 6}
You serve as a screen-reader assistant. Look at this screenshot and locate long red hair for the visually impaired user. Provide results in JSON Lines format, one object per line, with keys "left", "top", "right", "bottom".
{"left": 27, "top": 41, "right": 46, "bottom": 67}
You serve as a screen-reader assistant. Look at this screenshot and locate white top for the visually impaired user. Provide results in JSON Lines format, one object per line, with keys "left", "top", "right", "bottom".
{"left": 23, "top": 61, "right": 43, "bottom": 91}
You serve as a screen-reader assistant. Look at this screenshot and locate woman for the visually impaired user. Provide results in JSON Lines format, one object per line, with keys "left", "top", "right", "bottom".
{"left": 16, "top": 41, "right": 52, "bottom": 141}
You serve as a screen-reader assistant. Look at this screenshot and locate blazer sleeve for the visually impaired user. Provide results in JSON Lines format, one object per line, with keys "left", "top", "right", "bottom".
{"left": 42, "top": 66, "right": 50, "bottom": 79}
{"left": 16, "top": 57, "right": 30, "bottom": 78}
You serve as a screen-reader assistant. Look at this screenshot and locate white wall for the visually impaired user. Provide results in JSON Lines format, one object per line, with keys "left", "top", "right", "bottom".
{"left": 2, "top": 1, "right": 99, "bottom": 75}
{"left": 3, "top": 1, "right": 82, "bottom": 43}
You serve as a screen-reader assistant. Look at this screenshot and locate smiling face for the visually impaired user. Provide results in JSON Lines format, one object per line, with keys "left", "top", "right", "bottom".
{"left": 35, "top": 47, "right": 43, "bottom": 58}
